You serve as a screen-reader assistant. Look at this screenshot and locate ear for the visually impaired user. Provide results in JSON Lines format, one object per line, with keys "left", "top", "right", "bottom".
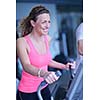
{"left": 30, "top": 20, "right": 35, "bottom": 27}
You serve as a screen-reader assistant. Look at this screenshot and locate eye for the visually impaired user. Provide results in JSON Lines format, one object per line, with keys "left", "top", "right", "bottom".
{"left": 42, "top": 20, "right": 46, "bottom": 24}
{"left": 48, "top": 21, "right": 51, "bottom": 23}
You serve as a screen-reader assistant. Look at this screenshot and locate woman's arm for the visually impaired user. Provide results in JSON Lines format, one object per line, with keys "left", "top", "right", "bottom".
{"left": 16, "top": 38, "right": 61, "bottom": 84}
{"left": 48, "top": 60, "right": 66, "bottom": 69}
{"left": 48, "top": 60, "right": 75, "bottom": 70}
{"left": 47, "top": 35, "right": 75, "bottom": 70}
{"left": 16, "top": 38, "right": 48, "bottom": 77}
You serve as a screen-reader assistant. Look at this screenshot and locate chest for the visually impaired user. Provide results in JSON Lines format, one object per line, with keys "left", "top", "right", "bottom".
{"left": 28, "top": 47, "right": 51, "bottom": 67}
{"left": 33, "top": 40, "right": 47, "bottom": 55}
{"left": 25, "top": 35, "right": 51, "bottom": 67}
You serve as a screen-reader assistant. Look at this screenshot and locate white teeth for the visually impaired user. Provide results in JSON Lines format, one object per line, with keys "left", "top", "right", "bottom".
{"left": 43, "top": 29, "right": 48, "bottom": 31}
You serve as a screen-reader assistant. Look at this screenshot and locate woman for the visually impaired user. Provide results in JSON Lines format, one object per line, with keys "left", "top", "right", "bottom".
{"left": 16, "top": 5, "right": 75, "bottom": 100}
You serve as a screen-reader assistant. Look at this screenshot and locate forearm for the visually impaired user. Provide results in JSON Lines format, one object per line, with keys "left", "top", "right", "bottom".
{"left": 48, "top": 60, "right": 66, "bottom": 69}
{"left": 22, "top": 63, "right": 48, "bottom": 77}
{"left": 22, "top": 63, "right": 39, "bottom": 76}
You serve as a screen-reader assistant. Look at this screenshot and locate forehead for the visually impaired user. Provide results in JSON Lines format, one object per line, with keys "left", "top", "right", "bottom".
{"left": 36, "top": 13, "right": 50, "bottom": 21}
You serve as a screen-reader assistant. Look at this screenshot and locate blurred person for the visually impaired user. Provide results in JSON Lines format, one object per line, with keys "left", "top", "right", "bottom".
{"left": 16, "top": 5, "right": 75, "bottom": 100}
{"left": 74, "top": 22, "right": 83, "bottom": 74}
{"left": 76, "top": 22, "right": 83, "bottom": 56}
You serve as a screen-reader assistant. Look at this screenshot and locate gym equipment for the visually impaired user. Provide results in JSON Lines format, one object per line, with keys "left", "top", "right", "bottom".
{"left": 37, "top": 70, "right": 62, "bottom": 100}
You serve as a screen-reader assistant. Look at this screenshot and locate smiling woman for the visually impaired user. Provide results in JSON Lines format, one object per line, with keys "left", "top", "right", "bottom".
{"left": 30, "top": 13, "right": 51, "bottom": 36}
{"left": 16, "top": 5, "right": 75, "bottom": 100}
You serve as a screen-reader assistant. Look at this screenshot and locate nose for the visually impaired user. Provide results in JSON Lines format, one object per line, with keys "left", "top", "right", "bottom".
{"left": 45, "top": 22, "right": 50, "bottom": 29}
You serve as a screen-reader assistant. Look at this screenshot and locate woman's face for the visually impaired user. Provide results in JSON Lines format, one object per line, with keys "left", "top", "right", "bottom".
{"left": 33, "top": 13, "right": 51, "bottom": 35}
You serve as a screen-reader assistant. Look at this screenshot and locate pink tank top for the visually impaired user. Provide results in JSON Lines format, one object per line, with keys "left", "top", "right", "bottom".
{"left": 18, "top": 35, "right": 52, "bottom": 93}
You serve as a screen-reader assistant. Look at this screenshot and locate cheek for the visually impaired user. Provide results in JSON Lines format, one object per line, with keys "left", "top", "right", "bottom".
{"left": 48, "top": 24, "right": 50, "bottom": 28}
{"left": 47, "top": 23, "right": 51, "bottom": 29}
{"left": 49, "top": 23, "right": 51, "bottom": 26}
{"left": 34, "top": 25, "right": 41, "bottom": 33}
{"left": 35, "top": 23, "right": 41, "bottom": 30}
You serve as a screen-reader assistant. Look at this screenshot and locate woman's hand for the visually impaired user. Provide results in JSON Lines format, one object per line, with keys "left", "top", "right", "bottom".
{"left": 42, "top": 71, "right": 60, "bottom": 84}
{"left": 65, "top": 61, "right": 76, "bottom": 70}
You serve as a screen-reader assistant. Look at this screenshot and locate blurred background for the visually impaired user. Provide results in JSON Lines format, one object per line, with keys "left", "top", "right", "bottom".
{"left": 16, "top": 0, "right": 83, "bottom": 100}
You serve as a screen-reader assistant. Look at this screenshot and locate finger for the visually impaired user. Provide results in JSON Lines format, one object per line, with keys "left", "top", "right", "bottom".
{"left": 48, "top": 72, "right": 59, "bottom": 82}
{"left": 45, "top": 73, "right": 55, "bottom": 84}
{"left": 45, "top": 77, "right": 53, "bottom": 84}
{"left": 52, "top": 72, "right": 59, "bottom": 80}
{"left": 71, "top": 61, "right": 76, "bottom": 69}
{"left": 45, "top": 72, "right": 59, "bottom": 84}
{"left": 67, "top": 63, "right": 74, "bottom": 66}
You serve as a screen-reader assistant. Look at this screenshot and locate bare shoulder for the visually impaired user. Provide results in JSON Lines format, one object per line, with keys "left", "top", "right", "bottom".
{"left": 17, "top": 37, "right": 24, "bottom": 43}
{"left": 16, "top": 37, "right": 27, "bottom": 48}
{"left": 17, "top": 37, "right": 30, "bottom": 52}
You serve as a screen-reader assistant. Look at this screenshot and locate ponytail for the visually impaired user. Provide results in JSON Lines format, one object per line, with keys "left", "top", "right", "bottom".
{"left": 19, "top": 16, "right": 33, "bottom": 37}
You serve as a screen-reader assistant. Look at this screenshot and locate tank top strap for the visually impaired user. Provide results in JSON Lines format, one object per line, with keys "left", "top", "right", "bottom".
{"left": 24, "top": 35, "right": 33, "bottom": 50}
{"left": 24, "top": 35, "right": 49, "bottom": 51}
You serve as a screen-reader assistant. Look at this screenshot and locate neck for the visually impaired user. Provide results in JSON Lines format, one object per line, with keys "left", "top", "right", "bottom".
{"left": 30, "top": 31, "right": 43, "bottom": 42}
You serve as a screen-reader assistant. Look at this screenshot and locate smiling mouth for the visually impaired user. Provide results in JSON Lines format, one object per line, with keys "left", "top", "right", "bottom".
{"left": 43, "top": 29, "right": 49, "bottom": 32}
